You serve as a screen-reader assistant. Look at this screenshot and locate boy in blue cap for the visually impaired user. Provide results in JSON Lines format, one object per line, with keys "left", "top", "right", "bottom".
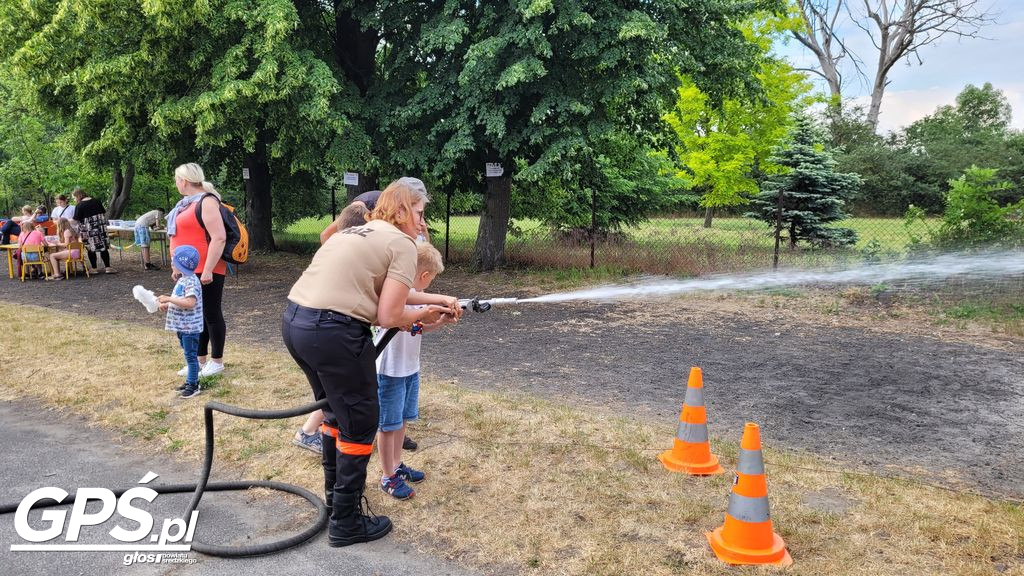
{"left": 158, "top": 245, "right": 205, "bottom": 398}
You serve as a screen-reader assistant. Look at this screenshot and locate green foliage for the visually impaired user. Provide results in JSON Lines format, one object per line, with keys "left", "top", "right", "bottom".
{"left": 391, "top": 0, "right": 770, "bottom": 229}
{"left": 902, "top": 204, "right": 936, "bottom": 249}
{"left": 1, "top": 0, "right": 777, "bottom": 250}
{"left": 834, "top": 85, "right": 1024, "bottom": 217}
{"left": 4, "top": 0, "right": 364, "bottom": 225}
{"left": 747, "top": 115, "right": 860, "bottom": 248}
{"left": 664, "top": 13, "right": 814, "bottom": 215}
{"left": 933, "top": 166, "right": 1024, "bottom": 248}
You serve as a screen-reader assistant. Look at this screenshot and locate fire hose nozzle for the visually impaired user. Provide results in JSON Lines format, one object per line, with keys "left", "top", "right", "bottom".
{"left": 458, "top": 298, "right": 491, "bottom": 313}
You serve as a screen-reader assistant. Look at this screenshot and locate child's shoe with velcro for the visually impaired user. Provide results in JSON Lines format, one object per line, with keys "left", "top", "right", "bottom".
{"left": 380, "top": 475, "right": 414, "bottom": 500}
{"left": 179, "top": 384, "right": 201, "bottom": 399}
{"left": 395, "top": 462, "right": 425, "bottom": 484}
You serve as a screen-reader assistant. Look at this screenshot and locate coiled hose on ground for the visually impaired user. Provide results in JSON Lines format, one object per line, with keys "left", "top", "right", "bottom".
{"left": 0, "top": 327, "right": 400, "bottom": 558}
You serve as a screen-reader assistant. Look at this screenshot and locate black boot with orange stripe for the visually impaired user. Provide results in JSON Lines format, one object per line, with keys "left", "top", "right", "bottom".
{"left": 328, "top": 436, "right": 392, "bottom": 547}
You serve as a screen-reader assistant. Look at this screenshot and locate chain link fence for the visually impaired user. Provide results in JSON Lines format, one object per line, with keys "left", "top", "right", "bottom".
{"left": 275, "top": 196, "right": 938, "bottom": 274}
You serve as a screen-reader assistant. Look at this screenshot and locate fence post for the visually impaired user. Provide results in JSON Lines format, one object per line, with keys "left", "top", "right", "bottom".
{"left": 331, "top": 187, "right": 337, "bottom": 221}
{"left": 773, "top": 186, "right": 783, "bottom": 270}
{"left": 590, "top": 188, "right": 596, "bottom": 269}
{"left": 445, "top": 188, "right": 451, "bottom": 263}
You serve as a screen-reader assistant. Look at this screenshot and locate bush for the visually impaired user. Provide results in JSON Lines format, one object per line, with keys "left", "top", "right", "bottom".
{"left": 932, "top": 166, "right": 1024, "bottom": 248}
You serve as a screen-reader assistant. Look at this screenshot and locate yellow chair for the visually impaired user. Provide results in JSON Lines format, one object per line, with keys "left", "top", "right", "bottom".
{"left": 20, "top": 244, "right": 50, "bottom": 281}
{"left": 65, "top": 241, "right": 90, "bottom": 279}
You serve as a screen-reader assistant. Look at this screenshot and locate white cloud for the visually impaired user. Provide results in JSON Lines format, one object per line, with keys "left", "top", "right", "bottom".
{"left": 854, "top": 83, "right": 1024, "bottom": 134}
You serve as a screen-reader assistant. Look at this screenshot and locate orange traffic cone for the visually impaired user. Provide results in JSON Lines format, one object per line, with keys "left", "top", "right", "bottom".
{"left": 706, "top": 422, "right": 792, "bottom": 567}
{"left": 658, "top": 367, "right": 724, "bottom": 475}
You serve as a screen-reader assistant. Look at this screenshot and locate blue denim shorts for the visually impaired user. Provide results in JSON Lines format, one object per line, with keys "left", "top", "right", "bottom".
{"left": 134, "top": 226, "right": 151, "bottom": 247}
{"left": 377, "top": 373, "right": 420, "bottom": 432}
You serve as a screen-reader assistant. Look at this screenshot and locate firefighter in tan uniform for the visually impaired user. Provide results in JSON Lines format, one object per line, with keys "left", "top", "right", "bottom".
{"left": 282, "top": 179, "right": 460, "bottom": 546}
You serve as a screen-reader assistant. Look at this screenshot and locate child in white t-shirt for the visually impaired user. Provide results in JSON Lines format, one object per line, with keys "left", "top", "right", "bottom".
{"left": 376, "top": 242, "right": 453, "bottom": 500}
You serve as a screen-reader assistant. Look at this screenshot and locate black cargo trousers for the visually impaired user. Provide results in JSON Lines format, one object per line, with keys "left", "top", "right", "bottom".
{"left": 282, "top": 301, "right": 378, "bottom": 498}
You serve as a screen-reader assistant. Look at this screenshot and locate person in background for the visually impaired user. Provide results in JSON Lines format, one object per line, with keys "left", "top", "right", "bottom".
{"left": 0, "top": 218, "right": 19, "bottom": 245}
{"left": 319, "top": 191, "right": 378, "bottom": 245}
{"left": 16, "top": 220, "right": 49, "bottom": 278}
{"left": 293, "top": 201, "right": 375, "bottom": 454}
{"left": 51, "top": 193, "right": 75, "bottom": 221}
{"left": 377, "top": 242, "right": 453, "bottom": 500}
{"left": 71, "top": 187, "right": 116, "bottom": 274}
{"left": 45, "top": 218, "right": 82, "bottom": 280}
{"left": 168, "top": 162, "right": 227, "bottom": 379}
{"left": 0, "top": 206, "right": 31, "bottom": 245}
{"left": 158, "top": 245, "right": 205, "bottom": 399}
{"left": 319, "top": 178, "right": 429, "bottom": 246}
{"left": 134, "top": 208, "right": 164, "bottom": 271}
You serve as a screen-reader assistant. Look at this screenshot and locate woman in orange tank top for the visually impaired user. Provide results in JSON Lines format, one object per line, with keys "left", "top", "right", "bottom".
{"left": 167, "top": 163, "right": 228, "bottom": 381}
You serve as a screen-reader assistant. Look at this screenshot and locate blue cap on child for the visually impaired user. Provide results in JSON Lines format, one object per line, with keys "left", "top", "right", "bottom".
{"left": 172, "top": 245, "right": 200, "bottom": 275}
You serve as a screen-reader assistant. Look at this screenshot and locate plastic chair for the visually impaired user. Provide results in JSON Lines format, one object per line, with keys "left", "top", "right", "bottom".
{"left": 20, "top": 244, "right": 50, "bottom": 281}
{"left": 65, "top": 241, "right": 91, "bottom": 279}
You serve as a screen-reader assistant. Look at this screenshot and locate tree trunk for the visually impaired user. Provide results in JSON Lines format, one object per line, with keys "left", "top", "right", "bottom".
{"left": 345, "top": 173, "right": 379, "bottom": 205}
{"left": 244, "top": 132, "right": 275, "bottom": 251}
{"left": 472, "top": 171, "right": 511, "bottom": 271}
{"left": 702, "top": 206, "right": 714, "bottom": 228}
{"left": 107, "top": 163, "right": 134, "bottom": 219}
{"left": 334, "top": 10, "right": 378, "bottom": 97}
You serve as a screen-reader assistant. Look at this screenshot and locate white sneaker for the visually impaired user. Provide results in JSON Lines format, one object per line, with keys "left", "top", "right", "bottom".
{"left": 177, "top": 363, "right": 205, "bottom": 377}
{"left": 199, "top": 361, "right": 224, "bottom": 377}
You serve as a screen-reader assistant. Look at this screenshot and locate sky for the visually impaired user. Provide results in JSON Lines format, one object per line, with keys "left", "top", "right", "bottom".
{"left": 776, "top": 0, "right": 1024, "bottom": 134}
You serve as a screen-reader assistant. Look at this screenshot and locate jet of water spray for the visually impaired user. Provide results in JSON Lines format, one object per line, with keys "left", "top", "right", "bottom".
{"left": 516, "top": 251, "right": 1024, "bottom": 304}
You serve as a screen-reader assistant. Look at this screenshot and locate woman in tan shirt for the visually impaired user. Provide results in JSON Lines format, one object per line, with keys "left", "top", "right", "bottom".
{"left": 283, "top": 179, "right": 459, "bottom": 547}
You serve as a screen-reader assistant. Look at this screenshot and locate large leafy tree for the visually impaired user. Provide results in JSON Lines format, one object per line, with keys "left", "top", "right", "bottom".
{"left": 390, "top": 1, "right": 774, "bottom": 269}
{"left": 748, "top": 115, "right": 860, "bottom": 248}
{"left": 664, "top": 13, "right": 814, "bottom": 228}
{"left": 3, "top": 0, "right": 363, "bottom": 249}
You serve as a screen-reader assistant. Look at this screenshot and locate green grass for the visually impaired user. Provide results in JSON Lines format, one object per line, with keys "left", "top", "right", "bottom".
{"left": 281, "top": 215, "right": 928, "bottom": 251}
{"left": 276, "top": 215, "right": 939, "bottom": 274}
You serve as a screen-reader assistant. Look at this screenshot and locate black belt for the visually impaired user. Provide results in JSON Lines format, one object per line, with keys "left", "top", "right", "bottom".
{"left": 288, "top": 301, "right": 370, "bottom": 328}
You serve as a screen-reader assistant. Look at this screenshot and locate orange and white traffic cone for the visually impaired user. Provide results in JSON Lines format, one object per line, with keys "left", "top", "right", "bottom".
{"left": 658, "top": 367, "right": 724, "bottom": 475}
{"left": 706, "top": 422, "right": 792, "bottom": 567}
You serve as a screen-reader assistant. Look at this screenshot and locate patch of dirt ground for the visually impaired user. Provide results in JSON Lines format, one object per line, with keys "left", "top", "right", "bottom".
{"left": 3, "top": 251, "right": 1022, "bottom": 499}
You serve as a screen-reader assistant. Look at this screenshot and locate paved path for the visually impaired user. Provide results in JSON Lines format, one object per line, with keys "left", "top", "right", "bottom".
{"left": 0, "top": 401, "right": 476, "bottom": 576}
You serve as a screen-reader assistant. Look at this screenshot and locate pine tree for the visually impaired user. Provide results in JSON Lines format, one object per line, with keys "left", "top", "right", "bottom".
{"left": 747, "top": 116, "right": 860, "bottom": 249}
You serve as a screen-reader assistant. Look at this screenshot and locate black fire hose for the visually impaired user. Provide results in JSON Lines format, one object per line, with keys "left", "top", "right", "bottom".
{"left": 0, "top": 327, "right": 403, "bottom": 557}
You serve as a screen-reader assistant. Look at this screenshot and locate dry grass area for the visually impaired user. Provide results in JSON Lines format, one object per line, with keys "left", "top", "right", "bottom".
{"left": 1, "top": 301, "right": 1021, "bottom": 575}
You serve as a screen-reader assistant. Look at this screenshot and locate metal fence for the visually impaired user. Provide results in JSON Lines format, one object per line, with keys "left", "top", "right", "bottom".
{"left": 275, "top": 198, "right": 936, "bottom": 275}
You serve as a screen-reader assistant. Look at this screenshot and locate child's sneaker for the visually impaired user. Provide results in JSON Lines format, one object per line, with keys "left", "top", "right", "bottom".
{"left": 380, "top": 475, "right": 414, "bottom": 500}
{"left": 292, "top": 430, "right": 323, "bottom": 454}
{"left": 176, "top": 382, "right": 188, "bottom": 392}
{"left": 395, "top": 462, "right": 425, "bottom": 484}
{"left": 179, "top": 384, "right": 201, "bottom": 399}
